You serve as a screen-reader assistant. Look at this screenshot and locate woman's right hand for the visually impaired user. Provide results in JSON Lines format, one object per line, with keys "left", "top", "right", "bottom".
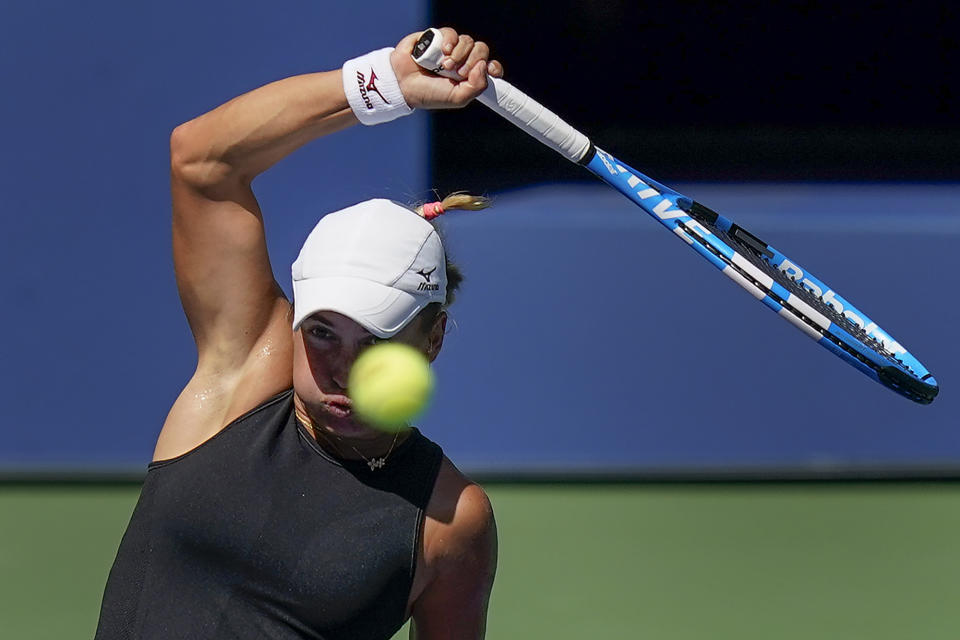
{"left": 391, "top": 28, "right": 504, "bottom": 110}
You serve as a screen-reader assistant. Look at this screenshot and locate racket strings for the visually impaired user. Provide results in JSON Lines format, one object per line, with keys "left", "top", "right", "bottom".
{"left": 724, "top": 226, "right": 900, "bottom": 359}
{"left": 683, "top": 215, "right": 917, "bottom": 375}
{"left": 677, "top": 216, "right": 933, "bottom": 403}
{"left": 688, "top": 203, "right": 937, "bottom": 401}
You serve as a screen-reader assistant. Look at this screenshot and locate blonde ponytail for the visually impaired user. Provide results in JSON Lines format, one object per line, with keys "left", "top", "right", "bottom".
{"left": 410, "top": 192, "right": 488, "bottom": 310}
{"left": 415, "top": 192, "right": 491, "bottom": 218}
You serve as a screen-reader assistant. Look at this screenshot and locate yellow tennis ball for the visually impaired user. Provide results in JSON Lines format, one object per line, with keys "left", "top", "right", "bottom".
{"left": 348, "top": 342, "right": 435, "bottom": 432}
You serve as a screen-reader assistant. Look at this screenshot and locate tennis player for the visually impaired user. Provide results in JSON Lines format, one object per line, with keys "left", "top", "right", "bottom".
{"left": 95, "top": 28, "right": 499, "bottom": 640}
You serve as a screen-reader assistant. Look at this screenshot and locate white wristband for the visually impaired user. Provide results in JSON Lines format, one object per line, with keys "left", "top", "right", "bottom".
{"left": 342, "top": 47, "right": 414, "bottom": 126}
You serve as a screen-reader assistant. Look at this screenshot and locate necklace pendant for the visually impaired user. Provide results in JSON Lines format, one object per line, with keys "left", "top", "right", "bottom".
{"left": 368, "top": 457, "right": 386, "bottom": 471}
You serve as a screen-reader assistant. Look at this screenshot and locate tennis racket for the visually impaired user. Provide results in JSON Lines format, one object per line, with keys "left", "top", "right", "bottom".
{"left": 412, "top": 28, "right": 938, "bottom": 404}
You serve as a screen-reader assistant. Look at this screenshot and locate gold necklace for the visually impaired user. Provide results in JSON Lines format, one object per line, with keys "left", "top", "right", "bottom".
{"left": 296, "top": 407, "right": 403, "bottom": 471}
{"left": 347, "top": 430, "right": 402, "bottom": 471}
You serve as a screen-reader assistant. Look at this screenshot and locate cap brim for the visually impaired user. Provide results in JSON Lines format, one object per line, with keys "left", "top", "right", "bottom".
{"left": 292, "top": 276, "right": 425, "bottom": 338}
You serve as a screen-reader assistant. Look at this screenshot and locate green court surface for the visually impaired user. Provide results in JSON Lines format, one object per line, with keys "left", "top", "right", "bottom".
{"left": 2, "top": 483, "right": 959, "bottom": 639}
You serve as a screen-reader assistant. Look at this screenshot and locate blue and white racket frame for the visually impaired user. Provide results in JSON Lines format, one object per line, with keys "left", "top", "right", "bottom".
{"left": 413, "top": 28, "right": 939, "bottom": 404}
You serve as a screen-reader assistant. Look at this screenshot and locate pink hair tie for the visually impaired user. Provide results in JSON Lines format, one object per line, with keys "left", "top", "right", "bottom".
{"left": 422, "top": 201, "right": 445, "bottom": 220}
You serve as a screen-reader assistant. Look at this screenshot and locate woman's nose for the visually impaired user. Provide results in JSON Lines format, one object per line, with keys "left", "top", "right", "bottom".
{"left": 330, "top": 347, "right": 359, "bottom": 390}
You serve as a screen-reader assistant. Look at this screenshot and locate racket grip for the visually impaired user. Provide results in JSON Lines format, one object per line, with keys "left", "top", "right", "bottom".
{"left": 411, "top": 28, "right": 593, "bottom": 164}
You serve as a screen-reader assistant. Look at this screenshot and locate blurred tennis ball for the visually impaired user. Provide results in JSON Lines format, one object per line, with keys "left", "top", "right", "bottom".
{"left": 348, "top": 342, "right": 434, "bottom": 432}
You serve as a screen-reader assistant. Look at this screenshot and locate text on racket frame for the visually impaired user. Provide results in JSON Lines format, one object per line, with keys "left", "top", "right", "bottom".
{"left": 597, "top": 150, "right": 907, "bottom": 357}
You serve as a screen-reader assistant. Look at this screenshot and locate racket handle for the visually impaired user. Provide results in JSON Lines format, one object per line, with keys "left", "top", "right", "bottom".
{"left": 411, "top": 28, "right": 593, "bottom": 164}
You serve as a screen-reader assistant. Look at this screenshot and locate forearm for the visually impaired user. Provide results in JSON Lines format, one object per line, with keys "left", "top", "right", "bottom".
{"left": 171, "top": 70, "right": 355, "bottom": 189}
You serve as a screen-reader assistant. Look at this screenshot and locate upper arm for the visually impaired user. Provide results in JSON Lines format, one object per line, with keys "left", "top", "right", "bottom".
{"left": 169, "top": 123, "right": 292, "bottom": 373}
{"left": 154, "top": 126, "right": 294, "bottom": 460}
{"left": 410, "top": 483, "right": 498, "bottom": 640}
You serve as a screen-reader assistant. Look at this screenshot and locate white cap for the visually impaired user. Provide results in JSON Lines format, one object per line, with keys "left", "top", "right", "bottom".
{"left": 292, "top": 199, "right": 447, "bottom": 338}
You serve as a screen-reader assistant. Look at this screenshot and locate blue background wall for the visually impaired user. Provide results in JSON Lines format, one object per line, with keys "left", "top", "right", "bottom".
{"left": 431, "top": 184, "right": 959, "bottom": 473}
{"left": 1, "top": 2, "right": 957, "bottom": 473}
{"left": 0, "top": 0, "right": 428, "bottom": 468}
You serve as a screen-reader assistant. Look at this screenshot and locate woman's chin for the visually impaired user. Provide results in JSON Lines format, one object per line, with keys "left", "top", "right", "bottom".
{"left": 317, "top": 410, "right": 381, "bottom": 441}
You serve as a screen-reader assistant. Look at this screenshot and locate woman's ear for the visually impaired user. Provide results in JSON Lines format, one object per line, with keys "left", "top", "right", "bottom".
{"left": 425, "top": 311, "right": 447, "bottom": 362}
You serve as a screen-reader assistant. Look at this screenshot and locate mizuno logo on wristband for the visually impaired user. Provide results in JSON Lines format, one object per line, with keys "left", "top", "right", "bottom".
{"left": 356, "top": 68, "right": 390, "bottom": 110}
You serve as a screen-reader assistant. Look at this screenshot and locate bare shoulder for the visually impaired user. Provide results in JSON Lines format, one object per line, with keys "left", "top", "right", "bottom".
{"left": 408, "top": 456, "right": 497, "bottom": 639}
{"left": 153, "top": 299, "right": 295, "bottom": 462}
{"left": 426, "top": 457, "right": 497, "bottom": 550}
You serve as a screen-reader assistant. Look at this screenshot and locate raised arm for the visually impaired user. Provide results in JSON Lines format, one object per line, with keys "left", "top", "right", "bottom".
{"left": 170, "top": 71, "right": 353, "bottom": 357}
{"left": 156, "top": 29, "right": 501, "bottom": 460}
{"left": 156, "top": 71, "right": 356, "bottom": 460}
{"left": 172, "top": 70, "right": 359, "bottom": 346}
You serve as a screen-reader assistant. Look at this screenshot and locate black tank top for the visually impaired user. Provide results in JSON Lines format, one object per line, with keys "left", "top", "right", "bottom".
{"left": 95, "top": 389, "right": 443, "bottom": 640}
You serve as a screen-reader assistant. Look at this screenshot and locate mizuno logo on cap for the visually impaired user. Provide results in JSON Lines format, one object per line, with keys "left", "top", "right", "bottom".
{"left": 416, "top": 267, "right": 439, "bottom": 292}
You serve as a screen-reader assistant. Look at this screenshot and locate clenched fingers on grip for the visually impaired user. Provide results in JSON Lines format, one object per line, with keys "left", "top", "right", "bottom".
{"left": 447, "top": 58, "right": 489, "bottom": 106}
